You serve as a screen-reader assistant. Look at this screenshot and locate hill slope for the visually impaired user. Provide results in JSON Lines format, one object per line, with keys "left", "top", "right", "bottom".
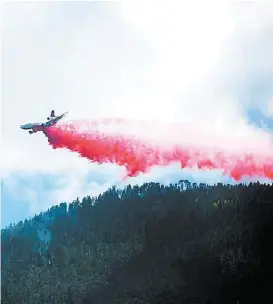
{"left": 2, "top": 181, "right": 273, "bottom": 303}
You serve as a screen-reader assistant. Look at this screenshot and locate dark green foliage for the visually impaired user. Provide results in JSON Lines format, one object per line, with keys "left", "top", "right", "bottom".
{"left": 1, "top": 181, "right": 273, "bottom": 303}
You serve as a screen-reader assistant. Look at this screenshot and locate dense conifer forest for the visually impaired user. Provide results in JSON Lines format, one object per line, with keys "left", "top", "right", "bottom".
{"left": 1, "top": 181, "right": 273, "bottom": 304}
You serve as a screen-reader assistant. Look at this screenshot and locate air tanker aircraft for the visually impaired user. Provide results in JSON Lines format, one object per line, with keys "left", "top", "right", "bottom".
{"left": 20, "top": 110, "right": 68, "bottom": 134}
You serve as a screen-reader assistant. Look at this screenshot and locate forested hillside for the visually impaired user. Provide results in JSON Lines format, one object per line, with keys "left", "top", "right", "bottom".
{"left": 2, "top": 181, "right": 273, "bottom": 304}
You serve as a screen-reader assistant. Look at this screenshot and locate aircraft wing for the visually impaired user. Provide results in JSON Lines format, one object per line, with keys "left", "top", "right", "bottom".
{"left": 58, "top": 111, "right": 69, "bottom": 119}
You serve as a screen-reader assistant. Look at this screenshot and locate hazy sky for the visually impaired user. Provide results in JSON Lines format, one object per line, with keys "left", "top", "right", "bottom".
{"left": 1, "top": 1, "right": 273, "bottom": 227}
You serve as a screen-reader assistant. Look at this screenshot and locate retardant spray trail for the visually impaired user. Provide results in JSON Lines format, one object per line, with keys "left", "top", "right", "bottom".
{"left": 43, "top": 119, "right": 273, "bottom": 181}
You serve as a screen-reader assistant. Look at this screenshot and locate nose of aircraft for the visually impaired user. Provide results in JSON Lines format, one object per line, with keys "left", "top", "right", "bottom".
{"left": 20, "top": 123, "right": 33, "bottom": 129}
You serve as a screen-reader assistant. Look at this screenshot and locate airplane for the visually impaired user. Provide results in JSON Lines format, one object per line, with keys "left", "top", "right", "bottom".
{"left": 20, "top": 110, "right": 69, "bottom": 134}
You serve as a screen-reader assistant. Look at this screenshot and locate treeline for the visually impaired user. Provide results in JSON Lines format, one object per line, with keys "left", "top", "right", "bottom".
{"left": 1, "top": 181, "right": 273, "bottom": 303}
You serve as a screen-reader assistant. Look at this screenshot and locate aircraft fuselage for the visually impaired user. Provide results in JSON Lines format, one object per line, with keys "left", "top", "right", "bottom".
{"left": 20, "top": 122, "right": 44, "bottom": 130}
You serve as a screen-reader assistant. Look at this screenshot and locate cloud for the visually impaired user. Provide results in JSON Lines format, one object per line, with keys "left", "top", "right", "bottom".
{"left": 221, "top": 2, "right": 273, "bottom": 113}
{"left": 1, "top": 1, "right": 273, "bottom": 225}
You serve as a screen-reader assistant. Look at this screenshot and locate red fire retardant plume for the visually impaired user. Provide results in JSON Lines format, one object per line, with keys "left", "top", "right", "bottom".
{"left": 43, "top": 122, "right": 273, "bottom": 181}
